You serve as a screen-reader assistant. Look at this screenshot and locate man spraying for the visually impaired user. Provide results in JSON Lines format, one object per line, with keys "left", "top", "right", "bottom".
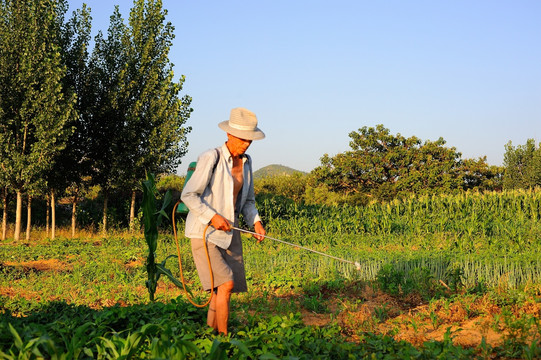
{"left": 181, "top": 107, "right": 266, "bottom": 335}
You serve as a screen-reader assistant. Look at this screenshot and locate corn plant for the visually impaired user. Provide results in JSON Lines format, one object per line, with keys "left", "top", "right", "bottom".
{"left": 141, "top": 172, "right": 184, "bottom": 301}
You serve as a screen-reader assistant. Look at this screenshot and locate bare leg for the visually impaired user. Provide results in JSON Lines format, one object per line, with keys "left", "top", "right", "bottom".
{"left": 213, "top": 280, "right": 234, "bottom": 334}
{"left": 207, "top": 292, "right": 217, "bottom": 329}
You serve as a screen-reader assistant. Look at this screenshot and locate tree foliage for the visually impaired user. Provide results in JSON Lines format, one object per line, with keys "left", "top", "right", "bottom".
{"left": 52, "top": 3, "right": 93, "bottom": 193}
{"left": 255, "top": 172, "right": 307, "bottom": 203}
{"left": 84, "top": 1, "right": 191, "bottom": 232}
{"left": 311, "top": 125, "right": 467, "bottom": 200}
{"left": 0, "top": 0, "right": 75, "bottom": 190}
{"left": 119, "top": 0, "right": 192, "bottom": 184}
{"left": 503, "top": 139, "right": 541, "bottom": 190}
{"left": 0, "top": 0, "right": 76, "bottom": 239}
{"left": 85, "top": 6, "right": 127, "bottom": 195}
{"left": 461, "top": 156, "right": 503, "bottom": 192}
{"left": 0, "top": 0, "right": 192, "bottom": 238}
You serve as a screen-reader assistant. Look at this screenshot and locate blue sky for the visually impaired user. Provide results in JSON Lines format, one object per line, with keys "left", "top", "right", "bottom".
{"left": 67, "top": 0, "right": 541, "bottom": 173}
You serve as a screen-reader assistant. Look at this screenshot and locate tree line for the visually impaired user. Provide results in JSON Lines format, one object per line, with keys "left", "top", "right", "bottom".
{"left": 256, "top": 125, "right": 541, "bottom": 205}
{"left": 0, "top": 0, "right": 192, "bottom": 241}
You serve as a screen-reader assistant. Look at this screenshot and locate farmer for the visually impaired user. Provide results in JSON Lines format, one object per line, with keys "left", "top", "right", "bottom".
{"left": 180, "top": 107, "right": 266, "bottom": 335}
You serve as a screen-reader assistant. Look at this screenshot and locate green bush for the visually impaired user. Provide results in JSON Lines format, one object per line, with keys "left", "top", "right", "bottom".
{"left": 254, "top": 173, "right": 307, "bottom": 202}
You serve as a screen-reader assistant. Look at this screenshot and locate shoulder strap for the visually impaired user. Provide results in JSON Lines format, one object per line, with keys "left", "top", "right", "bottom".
{"left": 211, "top": 148, "right": 220, "bottom": 174}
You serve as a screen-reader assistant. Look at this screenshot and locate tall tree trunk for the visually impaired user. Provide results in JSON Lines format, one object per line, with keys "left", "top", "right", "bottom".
{"left": 71, "top": 195, "right": 77, "bottom": 238}
{"left": 2, "top": 188, "right": 7, "bottom": 241}
{"left": 51, "top": 189, "right": 56, "bottom": 240}
{"left": 45, "top": 194, "right": 50, "bottom": 237}
{"left": 102, "top": 192, "right": 108, "bottom": 236}
{"left": 25, "top": 195, "right": 32, "bottom": 241}
{"left": 14, "top": 191, "right": 22, "bottom": 241}
{"left": 129, "top": 189, "right": 136, "bottom": 232}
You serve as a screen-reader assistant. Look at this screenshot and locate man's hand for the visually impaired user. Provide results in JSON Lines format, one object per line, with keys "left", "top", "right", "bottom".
{"left": 253, "top": 221, "right": 266, "bottom": 243}
{"left": 210, "top": 214, "right": 231, "bottom": 232}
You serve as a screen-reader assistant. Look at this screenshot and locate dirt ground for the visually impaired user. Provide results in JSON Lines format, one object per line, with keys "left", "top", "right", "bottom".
{"left": 272, "top": 281, "right": 540, "bottom": 351}
{"left": 298, "top": 284, "right": 507, "bottom": 349}
{"left": 3, "top": 259, "right": 73, "bottom": 272}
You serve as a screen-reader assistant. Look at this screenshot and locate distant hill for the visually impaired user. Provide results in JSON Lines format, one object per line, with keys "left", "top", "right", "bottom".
{"left": 254, "top": 164, "right": 306, "bottom": 179}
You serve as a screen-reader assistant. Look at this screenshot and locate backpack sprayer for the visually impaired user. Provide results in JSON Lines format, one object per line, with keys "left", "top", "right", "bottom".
{"left": 173, "top": 159, "right": 361, "bottom": 307}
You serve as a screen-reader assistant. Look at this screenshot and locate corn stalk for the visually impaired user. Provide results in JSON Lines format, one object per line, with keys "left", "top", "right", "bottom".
{"left": 141, "top": 173, "right": 186, "bottom": 301}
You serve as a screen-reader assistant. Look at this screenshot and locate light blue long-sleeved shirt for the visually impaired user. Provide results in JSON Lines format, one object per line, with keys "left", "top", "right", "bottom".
{"left": 180, "top": 143, "right": 261, "bottom": 249}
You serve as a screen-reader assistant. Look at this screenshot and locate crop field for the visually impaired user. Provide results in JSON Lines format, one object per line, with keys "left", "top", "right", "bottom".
{"left": 1, "top": 190, "right": 540, "bottom": 359}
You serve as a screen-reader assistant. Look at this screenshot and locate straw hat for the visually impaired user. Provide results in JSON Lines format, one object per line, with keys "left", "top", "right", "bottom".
{"left": 218, "top": 107, "right": 265, "bottom": 140}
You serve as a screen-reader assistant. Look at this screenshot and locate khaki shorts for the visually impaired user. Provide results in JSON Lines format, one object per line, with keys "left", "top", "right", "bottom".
{"left": 191, "top": 230, "right": 247, "bottom": 293}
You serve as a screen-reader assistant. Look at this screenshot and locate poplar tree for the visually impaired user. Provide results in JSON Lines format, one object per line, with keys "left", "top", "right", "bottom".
{"left": 0, "top": 65, "right": 7, "bottom": 239}
{"left": 86, "top": 0, "right": 191, "bottom": 233}
{"left": 0, "top": 3, "right": 10, "bottom": 240}
{"left": 85, "top": 7, "right": 127, "bottom": 234}
{"left": 119, "top": 0, "right": 191, "bottom": 230}
{"left": 0, "top": 0, "right": 75, "bottom": 241}
{"left": 1, "top": 187, "right": 7, "bottom": 240}
{"left": 49, "top": 3, "right": 92, "bottom": 238}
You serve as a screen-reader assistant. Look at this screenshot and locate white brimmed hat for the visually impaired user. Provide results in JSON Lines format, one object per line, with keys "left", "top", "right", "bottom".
{"left": 218, "top": 107, "right": 265, "bottom": 140}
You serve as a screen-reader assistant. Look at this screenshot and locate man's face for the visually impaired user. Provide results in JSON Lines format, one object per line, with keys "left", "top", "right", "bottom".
{"left": 227, "top": 133, "right": 252, "bottom": 156}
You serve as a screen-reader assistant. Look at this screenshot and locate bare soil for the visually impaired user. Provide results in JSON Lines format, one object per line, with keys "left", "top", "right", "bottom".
{"left": 269, "top": 282, "right": 537, "bottom": 350}
{"left": 2, "top": 259, "right": 72, "bottom": 272}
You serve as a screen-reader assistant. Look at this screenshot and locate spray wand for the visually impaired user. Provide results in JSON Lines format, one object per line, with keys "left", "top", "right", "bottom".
{"left": 231, "top": 226, "right": 362, "bottom": 271}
